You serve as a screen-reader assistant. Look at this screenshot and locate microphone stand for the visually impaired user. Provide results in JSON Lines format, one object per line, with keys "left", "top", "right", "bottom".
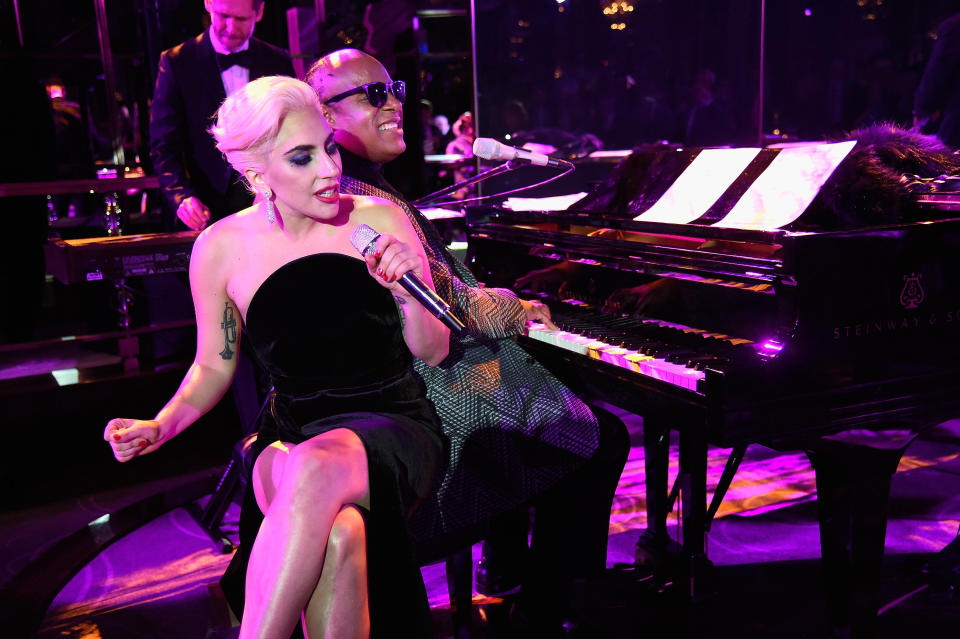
{"left": 412, "top": 160, "right": 520, "bottom": 208}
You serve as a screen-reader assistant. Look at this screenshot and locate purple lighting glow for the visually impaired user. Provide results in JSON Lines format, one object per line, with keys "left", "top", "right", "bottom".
{"left": 804, "top": 8, "right": 812, "bottom": 17}
{"left": 761, "top": 339, "right": 785, "bottom": 354}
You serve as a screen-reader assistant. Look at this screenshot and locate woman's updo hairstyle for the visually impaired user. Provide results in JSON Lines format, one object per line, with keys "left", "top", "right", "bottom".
{"left": 209, "top": 76, "right": 323, "bottom": 189}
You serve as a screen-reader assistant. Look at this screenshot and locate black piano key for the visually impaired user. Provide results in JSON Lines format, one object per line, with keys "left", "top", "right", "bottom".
{"left": 640, "top": 343, "right": 669, "bottom": 356}
{"left": 664, "top": 349, "right": 701, "bottom": 364}
{"left": 687, "top": 355, "right": 728, "bottom": 371}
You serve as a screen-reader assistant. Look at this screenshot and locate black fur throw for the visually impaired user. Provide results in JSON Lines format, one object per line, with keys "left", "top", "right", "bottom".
{"left": 818, "top": 123, "right": 960, "bottom": 226}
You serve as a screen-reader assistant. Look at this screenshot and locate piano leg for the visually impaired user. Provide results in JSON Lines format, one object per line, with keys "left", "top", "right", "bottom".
{"left": 635, "top": 416, "right": 671, "bottom": 569}
{"left": 679, "top": 429, "right": 712, "bottom": 600}
{"left": 807, "top": 439, "right": 909, "bottom": 639}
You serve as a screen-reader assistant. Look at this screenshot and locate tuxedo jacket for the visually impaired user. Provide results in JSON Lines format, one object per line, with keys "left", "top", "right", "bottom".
{"left": 149, "top": 31, "right": 294, "bottom": 223}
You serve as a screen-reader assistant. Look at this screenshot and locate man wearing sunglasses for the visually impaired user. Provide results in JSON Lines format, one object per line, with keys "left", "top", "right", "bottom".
{"left": 319, "top": 72, "right": 409, "bottom": 165}
{"left": 216, "top": 48, "right": 627, "bottom": 634}
{"left": 324, "top": 79, "right": 407, "bottom": 109}
{"left": 308, "top": 48, "right": 629, "bottom": 633}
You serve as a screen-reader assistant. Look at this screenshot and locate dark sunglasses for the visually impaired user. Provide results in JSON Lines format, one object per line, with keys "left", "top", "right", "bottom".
{"left": 323, "top": 80, "right": 406, "bottom": 108}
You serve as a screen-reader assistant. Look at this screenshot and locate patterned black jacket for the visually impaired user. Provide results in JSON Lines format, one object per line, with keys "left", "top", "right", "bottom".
{"left": 339, "top": 148, "right": 601, "bottom": 552}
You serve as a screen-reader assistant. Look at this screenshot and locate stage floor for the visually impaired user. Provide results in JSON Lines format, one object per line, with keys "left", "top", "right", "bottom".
{"left": 5, "top": 407, "right": 960, "bottom": 638}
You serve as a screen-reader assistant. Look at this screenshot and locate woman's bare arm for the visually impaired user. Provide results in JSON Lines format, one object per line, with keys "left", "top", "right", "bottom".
{"left": 105, "top": 226, "right": 241, "bottom": 460}
{"left": 356, "top": 200, "right": 450, "bottom": 365}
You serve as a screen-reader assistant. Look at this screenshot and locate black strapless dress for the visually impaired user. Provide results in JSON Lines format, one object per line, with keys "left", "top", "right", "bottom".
{"left": 243, "top": 253, "right": 446, "bottom": 637}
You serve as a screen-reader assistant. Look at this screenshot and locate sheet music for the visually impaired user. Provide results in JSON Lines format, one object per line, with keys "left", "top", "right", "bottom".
{"left": 633, "top": 148, "right": 761, "bottom": 223}
{"left": 712, "top": 140, "right": 856, "bottom": 230}
{"left": 420, "top": 207, "right": 465, "bottom": 220}
{"left": 502, "top": 192, "right": 588, "bottom": 211}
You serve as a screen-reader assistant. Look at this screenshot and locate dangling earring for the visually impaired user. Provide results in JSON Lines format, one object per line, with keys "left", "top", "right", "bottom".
{"left": 263, "top": 189, "right": 275, "bottom": 224}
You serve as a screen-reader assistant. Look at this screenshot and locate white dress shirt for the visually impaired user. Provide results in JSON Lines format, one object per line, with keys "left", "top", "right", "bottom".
{"left": 209, "top": 26, "right": 250, "bottom": 96}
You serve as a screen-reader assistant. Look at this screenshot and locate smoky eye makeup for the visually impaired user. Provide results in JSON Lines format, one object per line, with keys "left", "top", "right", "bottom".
{"left": 289, "top": 153, "right": 312, "bottom": 167}
{"left": 284, "top": 144, "right": 315, "bottom": 167}
{"left": 324, "top": 136, "right": 339, "bottom": 156}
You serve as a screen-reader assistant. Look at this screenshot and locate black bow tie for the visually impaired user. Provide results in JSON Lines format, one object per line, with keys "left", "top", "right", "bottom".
{"left": 216, "top": 50, "right": 252, "bottom": 70}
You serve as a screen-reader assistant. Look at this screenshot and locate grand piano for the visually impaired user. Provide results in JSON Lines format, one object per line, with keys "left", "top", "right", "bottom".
{"left": 464, "top": 138, "right": 960, "bottom": 634}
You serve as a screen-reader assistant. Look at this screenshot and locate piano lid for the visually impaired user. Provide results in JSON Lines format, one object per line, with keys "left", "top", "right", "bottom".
{"left": 468, "top": 130, "right": 960, "bottom": 288}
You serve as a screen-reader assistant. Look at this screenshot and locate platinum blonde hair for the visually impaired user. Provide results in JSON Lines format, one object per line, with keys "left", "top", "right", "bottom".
{"left": 209, "top": 76, "right": 323, "bottom": 189}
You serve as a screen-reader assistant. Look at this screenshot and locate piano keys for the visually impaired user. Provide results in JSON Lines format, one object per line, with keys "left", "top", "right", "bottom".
{"left": 526, "top": 316, "right": 710, "bottom": 391}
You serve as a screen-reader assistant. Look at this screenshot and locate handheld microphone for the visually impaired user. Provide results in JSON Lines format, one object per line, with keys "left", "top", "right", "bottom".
{"left": 349, "top": 224, "right": 466, "bottom": 334}
{"left": 472, "top": 137, "right": 570, "bottom": 168}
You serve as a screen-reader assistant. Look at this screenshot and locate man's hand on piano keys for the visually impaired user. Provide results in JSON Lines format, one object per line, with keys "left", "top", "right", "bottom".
{"left": 521, "top": 299, "right": 557, "bottom": 330}
{"left": 603, "top": 279, "right": 673, "bottom": 316}
{"left": 514, "top": 261, "right": 582, "bottom": 295}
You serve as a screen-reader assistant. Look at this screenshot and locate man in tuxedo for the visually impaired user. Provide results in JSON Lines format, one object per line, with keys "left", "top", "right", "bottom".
{"left": 150, "top": 0, "right": 294, "bottom": 230}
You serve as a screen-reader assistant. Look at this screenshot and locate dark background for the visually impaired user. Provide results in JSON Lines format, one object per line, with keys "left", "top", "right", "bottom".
{"left": 473, "top": 0, "right": 960, "bottom": 149}
{"left": 2, "top": 0, "right": 958, "bottom": 187}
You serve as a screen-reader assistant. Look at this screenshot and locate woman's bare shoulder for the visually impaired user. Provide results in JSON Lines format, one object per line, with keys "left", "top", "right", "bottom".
{"left": 347, "top": 195, "right": 410, "bottom": 234}
{"left": 192, "top": 207, "right": 258, "bottom": 267}
{"left": 342, "top": 193, "right": 403, "bottom": 213}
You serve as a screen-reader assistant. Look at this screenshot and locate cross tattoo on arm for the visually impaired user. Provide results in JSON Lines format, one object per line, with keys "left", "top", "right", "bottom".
{"left": 219, "top": 302, "right": 237, "bottom": 360}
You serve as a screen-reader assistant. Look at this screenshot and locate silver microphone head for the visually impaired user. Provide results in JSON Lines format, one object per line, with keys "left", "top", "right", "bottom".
{"left": 473, "top": 137, "right": 510, "bottom": 161}
{"left": 349, "top": 224, "right": 380, "bottom": 257}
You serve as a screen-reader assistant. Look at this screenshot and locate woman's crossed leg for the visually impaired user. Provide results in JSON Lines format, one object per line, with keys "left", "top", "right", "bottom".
{"left": 243, "top": 427, "right": 370, "bottom": 639}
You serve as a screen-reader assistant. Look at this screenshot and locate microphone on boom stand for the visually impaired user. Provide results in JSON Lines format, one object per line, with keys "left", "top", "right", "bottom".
{"left": 472, "top": 138, "right": 573, "bottom": 168}
{"left": 413, "top": 138, "right": 573, "bottom": 207}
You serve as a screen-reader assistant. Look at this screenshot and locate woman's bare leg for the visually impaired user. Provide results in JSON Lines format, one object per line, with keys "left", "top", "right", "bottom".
{"left": 251, "top": 445, "right": 370, "bottom": 638}
{"left": 240, "top": 428, "right": 370, "bottom": 639}
{"left": 301, "top": 505, "right": 369, "bottom": 639}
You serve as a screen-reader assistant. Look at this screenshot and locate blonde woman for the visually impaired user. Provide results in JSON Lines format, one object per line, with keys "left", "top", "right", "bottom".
{"left": 106, "top": 76, "right": 448, "bottom": 638}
